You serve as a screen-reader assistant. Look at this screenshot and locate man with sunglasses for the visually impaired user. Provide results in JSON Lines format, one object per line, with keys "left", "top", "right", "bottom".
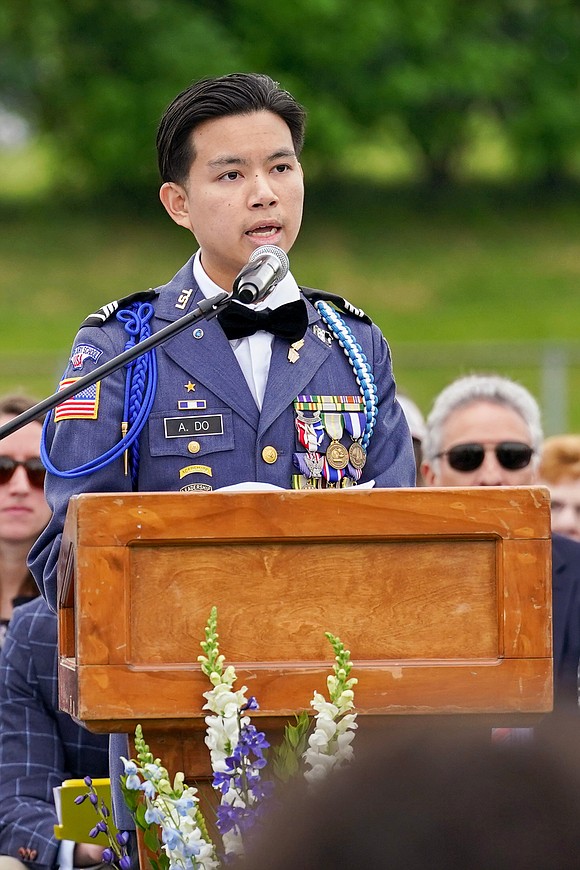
{"left": 421, "top": 373, "right": 580, "bottom": 712}
{"left": 0, "top": 394, "right": 50, "bottom": 648}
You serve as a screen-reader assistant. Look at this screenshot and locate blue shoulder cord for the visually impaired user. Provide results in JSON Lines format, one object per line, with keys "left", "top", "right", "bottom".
{"left": 41, "top": 301, "right": 158, "bottom": 488}
{"left": 314, "top": 300, "right": 378, "bottom": 450}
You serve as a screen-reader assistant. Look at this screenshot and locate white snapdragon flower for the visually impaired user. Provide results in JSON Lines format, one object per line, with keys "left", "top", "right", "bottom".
{"left": 302, "top": 638, "right": 358, "bottom": 785}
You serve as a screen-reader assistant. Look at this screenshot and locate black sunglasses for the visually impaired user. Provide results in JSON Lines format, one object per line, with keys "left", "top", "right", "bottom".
{"left": 436, "top": 441, "right": 534, "bottom": 473}
{"left": 0, "top": 456, "right": 46, "bottom": 489}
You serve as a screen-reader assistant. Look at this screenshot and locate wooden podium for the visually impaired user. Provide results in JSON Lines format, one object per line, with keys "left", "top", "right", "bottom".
{"left": 57, "top": 486, "right": 552, "bottom": 779}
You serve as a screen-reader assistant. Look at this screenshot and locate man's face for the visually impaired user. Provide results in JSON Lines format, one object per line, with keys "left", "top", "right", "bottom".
{"left": 422, "top": 400, "right": 537, "bottom": 487}
{"left": 160, "top": 110, "right": 304, "bottom": 291}
{"left": 544, "top": 479, "right": 580, "bottom": 540}
{"left": 0, "top": 416, "right": 51, "bottom": 546}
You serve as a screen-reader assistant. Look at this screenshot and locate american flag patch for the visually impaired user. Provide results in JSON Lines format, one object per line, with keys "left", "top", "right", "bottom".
{"left": 54, "top": 378, "right": 101, "bottom": 422}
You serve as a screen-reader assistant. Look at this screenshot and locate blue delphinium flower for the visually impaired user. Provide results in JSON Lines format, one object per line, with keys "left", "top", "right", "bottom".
{"left": 173, "top": 794, "right": 197, "bottom": 816}
{"left": 140, "top": 779, "right": 157, "bottom": 800}
{"left": 144, "top": 805, "right": 165, "bottom": 825}
{"left": 121, "top": 758, "right": 142, "bottom": 791}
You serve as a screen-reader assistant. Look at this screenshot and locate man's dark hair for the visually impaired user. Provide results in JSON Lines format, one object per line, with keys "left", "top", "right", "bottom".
{"left": 156, "top": 73, "right": 307, "bottom": 185}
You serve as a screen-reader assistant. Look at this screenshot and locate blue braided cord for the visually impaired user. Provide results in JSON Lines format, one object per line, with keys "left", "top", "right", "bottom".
{"left": 41, "top": 302, "right": 157, "bottom": 479}
{"left": 116, "top": 306, "right": 139, "bottom": 426}
{"left": 315, "top": 301, "right": 378, "bottom": 449}
{"left": 117, "top": 303, "right": 156, "bottom": 486}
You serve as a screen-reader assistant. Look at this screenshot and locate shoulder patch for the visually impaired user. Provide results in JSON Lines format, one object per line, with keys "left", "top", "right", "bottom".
{"left": 80, "top": 289, "right": 159, "bottom": 328}
{"left": 301, "top": 288, "right": 372, "bottom": 325}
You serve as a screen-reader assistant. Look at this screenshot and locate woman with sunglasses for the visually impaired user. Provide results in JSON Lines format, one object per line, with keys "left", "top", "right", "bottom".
{"left": 0, "top": 394, "right": 50, "bottom": 648}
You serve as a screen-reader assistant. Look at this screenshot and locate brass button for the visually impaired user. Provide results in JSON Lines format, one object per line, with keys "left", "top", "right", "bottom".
{"left": 262, "top": 445, "right": 278, "bottom": 464}
{"left": 187, "top": 440, "right": 201, "bottom": 455}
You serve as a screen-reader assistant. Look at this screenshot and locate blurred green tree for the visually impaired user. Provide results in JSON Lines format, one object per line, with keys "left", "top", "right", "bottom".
{"left": 2, "top": 0, "right": 580, "bottom": 197}
{"left": 0, "top": 0, "right": 243, "bottom": 200}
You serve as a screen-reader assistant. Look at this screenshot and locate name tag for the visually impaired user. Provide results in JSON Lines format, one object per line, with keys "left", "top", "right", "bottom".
{"left": 164, "top": 414, "right": 224, "bottom": 438}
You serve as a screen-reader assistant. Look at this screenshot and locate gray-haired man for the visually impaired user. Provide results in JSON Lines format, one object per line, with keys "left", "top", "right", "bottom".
{"left": 421, "top": 373, "right": 580, "bottom": 712}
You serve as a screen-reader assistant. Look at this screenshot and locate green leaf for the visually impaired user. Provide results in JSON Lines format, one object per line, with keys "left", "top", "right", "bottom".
{"left": 271, "top": 713, "right": 312, "bottom": 782}
{"left": 144, "top": 826, "right": 162, "bottom": 853}
{"left": 134, "top": 802, "right": 149, "bottom": 831}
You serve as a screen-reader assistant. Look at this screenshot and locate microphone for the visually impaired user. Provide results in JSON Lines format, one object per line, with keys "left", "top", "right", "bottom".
{"left": 232, "top": 245, "right": 289, "bottom": 304}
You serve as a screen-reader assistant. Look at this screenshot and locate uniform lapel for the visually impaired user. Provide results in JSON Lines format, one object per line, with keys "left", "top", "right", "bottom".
{"left": 154, "top": 268, "right": 260, "bottom": 430}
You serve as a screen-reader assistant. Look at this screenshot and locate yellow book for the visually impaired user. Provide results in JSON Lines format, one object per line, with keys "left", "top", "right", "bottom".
{"left": 53, "top": 778, "right": 118, "bottom": 845}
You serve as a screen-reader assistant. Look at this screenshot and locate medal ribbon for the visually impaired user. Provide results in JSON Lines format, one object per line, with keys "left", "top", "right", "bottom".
{"left": 295, "top": 414, "right": 324, "bottom": 452}
{"left": 343, "top": 412, "right": 365, "bottom": 441}
{"left": 295, "top": 395, "right": 365, "bottom": 412}
{"left": 321, "top": 412, "right": 344, "bottom": 442}
{"left": 322, "top": 458, "right": 345, "bottom": 485}
{"left": 347, "top": 461, "right": 363, "bottom": 482}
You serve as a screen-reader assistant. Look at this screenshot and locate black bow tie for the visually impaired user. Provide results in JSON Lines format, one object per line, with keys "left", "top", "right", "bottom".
{"left": 217, "top": 299, "right": 308, "bottom": 343}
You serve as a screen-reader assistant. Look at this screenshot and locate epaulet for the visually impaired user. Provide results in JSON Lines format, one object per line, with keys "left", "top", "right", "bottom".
{"left": 79, "top": 289, "right": 159, "bottom": 328}
{"left": 301, "top": 288, "right": 372, "bottom": 325}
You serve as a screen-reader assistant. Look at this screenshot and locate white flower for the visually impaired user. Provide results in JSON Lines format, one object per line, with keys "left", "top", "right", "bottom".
{"left": 303, "top": 689, "right": 358, "bottom": 785}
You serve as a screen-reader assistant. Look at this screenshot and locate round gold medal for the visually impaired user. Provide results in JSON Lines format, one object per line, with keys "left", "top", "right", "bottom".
{"left": 348, "top": 441, "right": 367, "bottom": 470}
{"left": 326, "top": 440, "right": 349, "bottom": 470}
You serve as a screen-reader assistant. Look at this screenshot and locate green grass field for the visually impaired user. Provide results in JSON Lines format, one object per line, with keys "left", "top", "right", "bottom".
{"left": 1, "top": 181, "right": 580, "bottom": 432}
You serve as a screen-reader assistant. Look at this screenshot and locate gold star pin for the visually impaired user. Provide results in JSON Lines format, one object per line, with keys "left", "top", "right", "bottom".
{"left": 184, "top": 381, "right": 196, "bottom": 392}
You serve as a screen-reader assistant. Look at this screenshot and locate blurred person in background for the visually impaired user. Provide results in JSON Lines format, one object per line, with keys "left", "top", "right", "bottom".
{"left": 0, "top": 396, "right": 109, "bottom": 870}
{"left": 0, "top": 394, "right": 48, "bottom": 647}
{"left": 397, "top": 392, "right": 426, "bottom": 485}
{"left": 539, "top": 434, "right": 580, "bottom": 542}
{"left": 240, "top": 720, "right": 580, "bottom": 870}
{"left": 0, "top": 597, "right": 110, "bottom": 870}
{"left": 421, "top": 373, "right": 580, "bottom": 712}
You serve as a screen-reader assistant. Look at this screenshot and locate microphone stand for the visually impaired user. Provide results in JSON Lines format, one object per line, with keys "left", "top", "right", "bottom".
{"left": 0, "top": 290, "right": 231, "bottom": 440}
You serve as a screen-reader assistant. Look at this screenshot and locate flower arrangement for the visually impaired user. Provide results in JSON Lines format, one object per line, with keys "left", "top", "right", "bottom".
{"left": 82, "top": 606, "right": 357, "bottom": 869}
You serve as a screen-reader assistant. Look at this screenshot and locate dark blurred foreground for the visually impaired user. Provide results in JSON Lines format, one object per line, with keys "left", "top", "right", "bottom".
{"left": 241, "top": 715, "right": 580, "bottom": 870}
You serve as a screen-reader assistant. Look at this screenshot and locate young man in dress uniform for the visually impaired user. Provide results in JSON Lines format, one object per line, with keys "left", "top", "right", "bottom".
{"left": 29, "top": 72, "right": 415, "bottom": 608}
{"left": 27, "top": 70, "right": 415, "bottom": 845}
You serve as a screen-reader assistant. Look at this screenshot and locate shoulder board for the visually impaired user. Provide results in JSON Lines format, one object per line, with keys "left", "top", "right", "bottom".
{"left": 80, "top": 289, "right": 159, "bottom": 328}
{"left": 301, "top": 288, "right": 372, "bottom": 325}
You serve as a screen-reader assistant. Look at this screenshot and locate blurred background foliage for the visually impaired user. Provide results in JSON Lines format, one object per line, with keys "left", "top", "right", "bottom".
{"left": 1, "top": 0, "right": 580, "bottom": 430}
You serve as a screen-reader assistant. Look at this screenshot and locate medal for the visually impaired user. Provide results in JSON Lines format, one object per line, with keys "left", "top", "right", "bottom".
{"left": 348, "top": 440, "right": 367, "bottom": 470}
{"left": 293, "top": 452, "right": 324, "bottom": 479}
{"left": 326, "top": 440, "right": 349, "bottom": 470}
{"left": 295, "top": 412, "right": 324, "bottom": 453}
{"left": 305, "top": 452, "right": 324, "bottom": 478}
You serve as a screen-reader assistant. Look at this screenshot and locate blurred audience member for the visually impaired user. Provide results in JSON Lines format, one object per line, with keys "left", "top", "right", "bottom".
{"left": 0, "top": 394, "right": 49, "bottom": 647}
{"left": 241, "top": 720, "right": 580, "bottom": 870}
{"left": 0, "top": 596, "right": 110, "bottom": 870}
{"left": 397, "top": 393, "right": 426, "bottom": 485}
{"left": 421, "top": 374, "right": 580, "bottom": 710}
{"left": 539, "top": 434, "right": 580, "bottom": 541}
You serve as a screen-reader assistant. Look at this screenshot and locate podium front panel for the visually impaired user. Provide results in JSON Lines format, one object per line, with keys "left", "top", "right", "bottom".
{"left": 57, "top": 487, "right": 552, "bottom": 729}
